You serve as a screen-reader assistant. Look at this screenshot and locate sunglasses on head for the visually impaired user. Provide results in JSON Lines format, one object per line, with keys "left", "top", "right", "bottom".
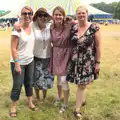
{"left": 38, "top": 13, "right": 48, "bottom": 17}
{"left": 21, "top": 12, "right": 33, "bottom": 16}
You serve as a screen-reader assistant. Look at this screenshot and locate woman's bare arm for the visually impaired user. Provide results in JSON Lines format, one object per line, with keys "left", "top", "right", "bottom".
{"left": 11, "top": 35, "right": 21, "bottom": 74}
{"left": 95, "top": 29, "right": 102, "bottom": 63}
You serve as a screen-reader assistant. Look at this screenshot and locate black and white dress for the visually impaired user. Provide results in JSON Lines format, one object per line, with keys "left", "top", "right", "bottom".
{"left": 67, "top": 23, "right": 100, "bottom": 85}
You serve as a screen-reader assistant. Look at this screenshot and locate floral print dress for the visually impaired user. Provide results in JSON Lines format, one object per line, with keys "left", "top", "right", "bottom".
{"left": 66, "top": 23, "right": 100, "bottom": 85}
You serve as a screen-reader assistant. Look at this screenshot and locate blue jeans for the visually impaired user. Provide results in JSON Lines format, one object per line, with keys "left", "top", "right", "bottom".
{"left": 10, "top": 61, "right": 34, "bottom": 101}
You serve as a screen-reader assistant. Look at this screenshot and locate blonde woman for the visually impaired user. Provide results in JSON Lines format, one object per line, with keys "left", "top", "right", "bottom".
{"left": 67, "top": 6, "right": 101, "bottom": 119}
{"left": 10, "top": 6, "right": 37, "bottom": 117}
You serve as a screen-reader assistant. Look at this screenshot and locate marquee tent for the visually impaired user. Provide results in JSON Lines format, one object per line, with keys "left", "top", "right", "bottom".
{"left": 0, "top": 0, "right": 113, "bottom": 22}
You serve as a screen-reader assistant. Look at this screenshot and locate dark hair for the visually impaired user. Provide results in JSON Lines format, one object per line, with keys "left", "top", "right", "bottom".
{"left": 21, "top": 6, "right": 33, "bottom": 15}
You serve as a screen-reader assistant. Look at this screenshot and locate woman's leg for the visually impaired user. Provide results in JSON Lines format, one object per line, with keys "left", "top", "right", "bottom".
{"left": 10, "top": 63, "right": 24, "bottom": 116}
{"left": 59, "top": 76, "right": 69, "bottom": 113}
{"left": 34, "top": 88, "right": 40, "bottom": 100}
{"left": 73, "top": 85, "right": 86, "bottom": 119}
{"left": 54, "top": 76, "right": 62, "bottom": 105}
{"left": 57, "top": 76, "right": 62, "bottom": 99}
{"left": 24, "top": 61, "right": 37, "bottom": 110}
{"left": 43, "top": 90, "right": 47, "bottom": 102}
{"left": 61, "top": 76, "right": 69, "bottom": 105}
{"left": 76, "top": 85, "right": 86, "bottom": 112}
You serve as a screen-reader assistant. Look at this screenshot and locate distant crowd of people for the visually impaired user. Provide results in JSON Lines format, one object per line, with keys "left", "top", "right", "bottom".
{"left": 0, "top": 18, "right": 18, "bottom": 30}
{"left": 9, "top": 5, "right": 101, "bottom": 119}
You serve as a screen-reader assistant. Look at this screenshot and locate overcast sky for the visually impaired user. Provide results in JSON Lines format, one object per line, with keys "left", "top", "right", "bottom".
{"left": 0, "top": 0, "right": 119, "bottom": 10}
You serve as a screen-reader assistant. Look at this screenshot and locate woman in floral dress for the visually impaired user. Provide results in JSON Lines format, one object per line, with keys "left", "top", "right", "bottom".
{"left": 66, "top": 6, "right": 102, "bottom": 119}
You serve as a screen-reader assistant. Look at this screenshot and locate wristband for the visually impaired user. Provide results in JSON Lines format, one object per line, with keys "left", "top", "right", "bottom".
{"left": 96, "top": 61, "right": 100, "bottom": 64}
{"left": 14, "top": 59, "right": 19, "bottom": 62}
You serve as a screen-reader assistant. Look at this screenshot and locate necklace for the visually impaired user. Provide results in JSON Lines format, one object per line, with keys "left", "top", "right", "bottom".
{"left": 41, "top": 29, "right": 47, "bottom": 49}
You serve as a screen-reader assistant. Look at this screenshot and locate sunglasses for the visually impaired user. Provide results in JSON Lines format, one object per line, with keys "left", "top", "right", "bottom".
{"left": 38, "top": 13, "right": 48, "bottom": 18}
{"left": 21, "top": 12, "right": 33, "bottom": 16}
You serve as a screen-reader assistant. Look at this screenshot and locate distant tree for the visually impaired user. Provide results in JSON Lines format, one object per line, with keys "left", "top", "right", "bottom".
{"left": 108, "top": 2, "right": 118, "bottom": 14}
{"left": 114, "top": 2, "right": 120, "bottom": 19}
{"left": 90, "top": 2, "right": 117, "bottom": 14}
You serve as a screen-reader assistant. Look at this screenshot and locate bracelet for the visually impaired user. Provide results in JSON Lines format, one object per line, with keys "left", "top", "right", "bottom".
{"left": 96, "top": 61, "right": 100, "bottom": 64}
{"left": 14, "top": 59, "right": 19, "bottom": 62}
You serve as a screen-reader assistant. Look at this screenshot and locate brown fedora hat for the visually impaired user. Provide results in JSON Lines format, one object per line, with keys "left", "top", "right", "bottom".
{"left": 33, "top": 7, "right": 52, "bottom": 21}
{"left": 37, "top": 8, "right": 51, "bottom": 17}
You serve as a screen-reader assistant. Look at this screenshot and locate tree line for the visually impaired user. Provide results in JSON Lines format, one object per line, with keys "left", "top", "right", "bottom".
{"left": 90, "top": 2, "right": 120, "bottom": 19}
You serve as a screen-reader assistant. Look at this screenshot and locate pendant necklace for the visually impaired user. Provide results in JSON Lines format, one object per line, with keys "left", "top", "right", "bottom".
{"left": 41, "top": 30, "right": 46, "bottom": 49}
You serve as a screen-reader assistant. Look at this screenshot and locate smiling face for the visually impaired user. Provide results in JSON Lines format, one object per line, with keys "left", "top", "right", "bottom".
{"left": 21, "top": 7, "right": 33, "bottom": 24}
{"left": 52, "top": 6, "right": 65, "bottom": 25}
{"left": 37, "top": 12, "right": 48, "bottom": 24}
{"left": 76, "top": 6, "right": 88, "bottom": 22}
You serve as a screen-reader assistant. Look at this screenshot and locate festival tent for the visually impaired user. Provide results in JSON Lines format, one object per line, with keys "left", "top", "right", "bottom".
{"left": 25, "top": 0, "right": 112, "bottom": 15}
{"left": 25, "top": 0, "right": 112, "bottom": 22}
{"left": 0, "top": 10, "right": 6, "bottom": 16}
{"left": 0, "top": 0, "right": 112, "bottom": 22}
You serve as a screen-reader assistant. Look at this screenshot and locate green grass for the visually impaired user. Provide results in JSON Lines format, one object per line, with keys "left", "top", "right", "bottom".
{"left": 0, "top": 25, "right": 120, "bottom": 120}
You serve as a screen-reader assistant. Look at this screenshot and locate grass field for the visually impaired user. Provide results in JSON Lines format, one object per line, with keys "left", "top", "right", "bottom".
{"left": 0, "top": 24, "right": 120, "bottom": 120}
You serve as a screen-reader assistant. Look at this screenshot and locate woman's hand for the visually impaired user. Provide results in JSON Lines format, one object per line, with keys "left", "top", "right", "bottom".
{"left": 64, "top": 16, "right": 73, "bottom": 24}
{"left": 15, "top": 64, "right": 22, "bottom": 74}
{"left": 13, "top": 22, "right": 21, "bottom": 32}
{"left": 95, "top": 63, "right": 100, "bottom": 74}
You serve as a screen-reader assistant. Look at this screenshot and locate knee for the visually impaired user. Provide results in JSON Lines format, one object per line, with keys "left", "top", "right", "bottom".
{"left": 57, "top": 79, "right": 61, "bottom": 86}
{"left": 57, "top": 76, "right": 69, "bottom": 90}
{"left": 61, "top": 80, "right": 69, "bottom": 90}
{"left": 12, "top": 83, "right": 22, "bottom": 91}
{"left": 78, "top": 85, "right": 86, "bottom": 90}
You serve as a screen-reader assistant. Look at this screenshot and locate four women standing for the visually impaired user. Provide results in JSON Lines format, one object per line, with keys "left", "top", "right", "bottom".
{"left": 9, "top": 5, "right": 101, "bottom": 119}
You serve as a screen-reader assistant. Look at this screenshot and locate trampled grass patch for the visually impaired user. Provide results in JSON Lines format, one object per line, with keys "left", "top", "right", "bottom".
{"left": 0, "top": 25, "right": 120, "bottom": 120}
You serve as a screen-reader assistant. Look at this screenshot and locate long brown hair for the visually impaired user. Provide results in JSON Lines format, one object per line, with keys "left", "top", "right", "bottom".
{"left": 52, "top": 6, "right": 66, "bottom": 30}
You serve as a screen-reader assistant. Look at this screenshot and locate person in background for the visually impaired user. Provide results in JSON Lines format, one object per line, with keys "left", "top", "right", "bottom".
{"left": 66, "top": 6, "right": 101, "bottom": 119}
{"left": 10, "top": 6, "right": 37, "bottom": 117}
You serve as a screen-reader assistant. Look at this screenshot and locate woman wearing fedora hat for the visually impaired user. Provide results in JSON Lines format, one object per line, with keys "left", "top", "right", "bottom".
{"left": 32, "top": 8, "right": 53, "bottom": 102}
